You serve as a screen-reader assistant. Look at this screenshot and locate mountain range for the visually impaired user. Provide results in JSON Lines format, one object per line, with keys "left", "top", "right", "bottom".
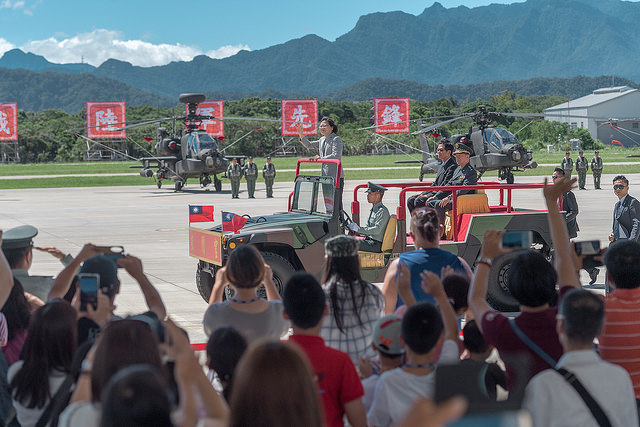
{"left": 1, "top": 0, "right": 640, "bottom": 108}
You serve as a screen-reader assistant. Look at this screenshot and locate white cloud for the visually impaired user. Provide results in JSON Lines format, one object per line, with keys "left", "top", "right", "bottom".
{"left": 0, "top": 1, "right": 25, "bottom": 9}
{"left": 19, "top": 29, "right": 251, "bottom": 67}
{"left": 206, "top": 44, "right": 250, "bottom": 59}
{"left": 0, "top": 38, "right": 16, "bottom": 56}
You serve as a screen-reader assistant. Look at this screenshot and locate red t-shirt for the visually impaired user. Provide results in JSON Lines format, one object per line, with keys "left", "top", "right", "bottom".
{"left": 289, "top": 334, "right": 364, "bottom": 427}
{"left": 481, "top": 287, "right": 571, "bottom": 389}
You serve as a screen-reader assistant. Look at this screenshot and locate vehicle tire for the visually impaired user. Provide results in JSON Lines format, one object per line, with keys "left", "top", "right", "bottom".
{"left": 261, "top": 252, "right": 296, "bottom": 296}
{"left": 196, "top": 262, "right": 214, "bottom": 302}
{"left": 175, "top": 181, "right": 183, "bottom": 191}
{"left": 506, "top": 172, "right": 515, "bottom": 184}
{"left": 486, "top": 251, "right": 520, "bottom": 312}
{"left": 214, "top": 178, "right": 222, "bottom": 192}
{"left": 157, "top": 180, "right": 162, "bottom": 189}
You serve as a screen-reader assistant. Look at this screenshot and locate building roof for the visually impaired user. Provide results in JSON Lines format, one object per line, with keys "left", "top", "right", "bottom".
{"left": 545, "top": 86, "right": 638, "bottom": 112}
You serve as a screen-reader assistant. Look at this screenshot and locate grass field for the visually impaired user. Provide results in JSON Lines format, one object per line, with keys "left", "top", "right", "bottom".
{"left": 1, "top": 148, "right": 639, "bottom": 189}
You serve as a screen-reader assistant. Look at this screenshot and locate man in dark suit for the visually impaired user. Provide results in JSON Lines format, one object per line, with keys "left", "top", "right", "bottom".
{"left": 553, "top": 168, "right": 579, "bottom": 239}
{"left": 609, "top": 175, "right": 640, "bottom": 243}
{"left": 407, "top": 140, "right": 457, "bottom": 213}
{"left": 427, "top": 142, "right": 478, "bottom": 213}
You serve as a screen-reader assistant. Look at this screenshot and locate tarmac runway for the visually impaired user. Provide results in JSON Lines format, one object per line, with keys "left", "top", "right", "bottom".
{"left": 0, "top": 172, "right": 633, "bottom": 344}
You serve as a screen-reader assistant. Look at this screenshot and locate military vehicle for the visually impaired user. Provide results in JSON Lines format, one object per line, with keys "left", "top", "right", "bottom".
{"left": 190, "top": 159, "right": 554, "bottom": 312}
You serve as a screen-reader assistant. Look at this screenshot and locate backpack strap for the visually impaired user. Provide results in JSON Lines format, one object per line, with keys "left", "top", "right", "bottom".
{"left": 508, "top": 318, "right": 557, "bottom": 367}
{"left": 555, "top": 368, "right": 612, "bottom": 427}
{"left": 34, "top": 374, "right": 74, "bottom": 427}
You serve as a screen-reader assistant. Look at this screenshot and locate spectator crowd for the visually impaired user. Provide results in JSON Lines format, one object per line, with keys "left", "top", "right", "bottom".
{"left": 1, "top": 173, "right": 640, "bottom": 427}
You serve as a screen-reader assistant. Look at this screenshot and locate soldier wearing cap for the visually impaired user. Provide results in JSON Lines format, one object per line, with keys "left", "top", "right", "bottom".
{"left": 576, "top": 150, "right": 588, "bottom": 190}
{"left": 263, "top": 156, "right": 276, "bottom": 198}
{"left": 227, "top": 157, "right": 243, "bottom": 199}
{"left": 591, "top": 150, "right": 603, "bottom": 189}
{"left": 243, "top": 155, "right": 258, "bottom": 199}
{"left": 1, "top": 225, "right": 72, "bottom": 301}
{"left": 427, "top": 143, "right": 478, "bottom": 213}
{"left": 561, "top": 151, "right": 573, "bottom": 179}
{"left": 347, "top": 182, "right": 390, "bottom": 252}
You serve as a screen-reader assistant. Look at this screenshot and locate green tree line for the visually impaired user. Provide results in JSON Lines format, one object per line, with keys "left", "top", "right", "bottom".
{"left": 6, "top": 93, "right": 599, "bottom": 163}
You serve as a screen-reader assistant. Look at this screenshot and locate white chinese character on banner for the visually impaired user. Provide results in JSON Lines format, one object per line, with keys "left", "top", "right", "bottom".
{"left": 96, "top": 109, "right": 118, "bottom": 131}
{"left": 0, "top": 112, "right": 9, "bottom": 134}
{"left": 198, "top": 107, "right": 217, "bottom": 124}
{"left": 290, "top": 105, "right": 311, "bottom": 129}
{"left": 381, "top": 104, "right": 404, "bottom": 126}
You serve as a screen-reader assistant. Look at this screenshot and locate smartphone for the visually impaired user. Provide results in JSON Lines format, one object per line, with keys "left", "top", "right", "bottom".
{"left": 98, "top": 246, "right": 125, "bottom": 266}
{"left": 574, "top": 240, "right": 600, "bottom": 256}
{"left": 500, "top": 231, "right": 532, "bottom": 249}
{"left": 103, "top": 253, "right": 124, "bottom": 265}
{"left": 79, "top": 273, "right": 100, "bottom": 311}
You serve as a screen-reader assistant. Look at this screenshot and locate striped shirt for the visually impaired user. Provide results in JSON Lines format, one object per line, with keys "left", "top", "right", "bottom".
{"left": 599, "top": 287, "right": 640, "bottom": 398}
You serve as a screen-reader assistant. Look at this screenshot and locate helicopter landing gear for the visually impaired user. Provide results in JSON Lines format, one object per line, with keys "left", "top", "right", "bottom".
{"left": 499, "top": 169, "right": 515, "bottom": 184}
{"left": 175, "top": 181, "right": 184, "bottom": 192}
{"left": 157, "top": 180, "right": 162, "bottom": 189}
{"left": 200, "top": 174, "right": 212, "bottom": 188}
{"left": 214, "top": 177, "right": 222, "bottom": 192}
{"left": 506, "top": 173, "right": 515, "bottom": 184}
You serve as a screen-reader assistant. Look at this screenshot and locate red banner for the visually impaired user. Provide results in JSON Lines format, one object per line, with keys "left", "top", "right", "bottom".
{"left": 374, "top": 98, "right": 410, "bottom": 133}
{"left": 281, "top": 99, "right": 318, "bottom": 135}
{"left": 0, "top": 103, "right": 17, "bottom": 141}
{"left": 87, "top": 102, "right": 126, "bottom": 139}
{"left": 189, "top": 227, "right": 222, "bottom": 266}
{"left": 189, "top": 100, "right": 224, "bottom": 138}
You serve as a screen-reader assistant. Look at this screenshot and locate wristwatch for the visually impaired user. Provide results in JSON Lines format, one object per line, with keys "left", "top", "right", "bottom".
{"left": 476, "top": 256, "right": 493, "bottom": 267}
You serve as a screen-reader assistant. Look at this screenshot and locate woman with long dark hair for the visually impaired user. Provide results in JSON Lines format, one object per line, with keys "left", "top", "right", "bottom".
{"left": 382, "top": 207, "right": 466, "bottom": 313}
{"left": 319, "top": 235, "right": 384, "bottom": 365}
{"left": 8, "top": 299, "right": 77, "bottom": 426}
{"left": 229, "top": 340, "right": 323, "bottom": 427}
{"left": 1, "top": 278, "right": 31, "bottom": 365}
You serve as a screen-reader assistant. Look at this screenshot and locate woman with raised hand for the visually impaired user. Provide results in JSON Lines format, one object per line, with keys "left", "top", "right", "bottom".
{"left": 203, "top": 245, "right": 289, "bottom": 343}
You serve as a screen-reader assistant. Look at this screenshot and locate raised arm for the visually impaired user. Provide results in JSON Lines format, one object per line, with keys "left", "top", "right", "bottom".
{"left": 543, "top": 177, "right": 580, "bottom": 288}
{"left": 421, "top": 270, "right": 458, "bottom": 342}
{"left": 262, "top": 264, "right": 281, "bottom": 301}
{"left": 468, "top": 230, "right": 508, "bottom": 333}
{"left": 381, "top": 259, "right": 400, "bottom": 314}
{"left": 48, "top": 243, "right": 101, "bottom": 300}
{"left": 119, "top": 255, "right": 167, "bottom": 320}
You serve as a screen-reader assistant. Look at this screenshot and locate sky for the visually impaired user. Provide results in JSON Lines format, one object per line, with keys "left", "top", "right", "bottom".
{"left": 0, "top": 0, "right": 519, "bottom": 67}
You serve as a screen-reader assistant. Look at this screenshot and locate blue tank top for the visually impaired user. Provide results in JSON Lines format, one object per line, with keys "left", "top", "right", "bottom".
{"left": 397, "top": 248, "right": 464, "bottom": 307}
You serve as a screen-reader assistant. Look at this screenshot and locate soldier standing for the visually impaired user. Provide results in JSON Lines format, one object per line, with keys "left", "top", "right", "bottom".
{"left": 244, "top": 156, "right": 258, "bottom": 199}
{"left": 227, "top": 158, "right": 243, "bottom": 199}
{"left": 561, "top": 151, "right": 573, "bottom": 179}
{"left": 591, "top": 150, "right": 603, "bottom": 189}
{"left": 575, "top": 150, "right": 589, "bottom": 190}
{"left": 263, "top": 156, "right": 276, "bottom": 198}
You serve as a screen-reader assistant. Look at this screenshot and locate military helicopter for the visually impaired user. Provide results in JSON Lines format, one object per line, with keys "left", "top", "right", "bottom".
{"left": 129, "top": 93, "right": 238, "bottom": 192}
{"left": 406, "top": 106, "right": 538, "bottom": 184}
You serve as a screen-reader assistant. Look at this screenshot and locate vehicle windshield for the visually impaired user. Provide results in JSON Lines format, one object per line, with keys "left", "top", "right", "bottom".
{"left": 483, "top": 127, "right": 519, "bottom": 150}
{"left": 291, "top": 176, "right": 334, "bottom": 215}
{"left": 196, "top": 132, "right": 218, "bottom": 150}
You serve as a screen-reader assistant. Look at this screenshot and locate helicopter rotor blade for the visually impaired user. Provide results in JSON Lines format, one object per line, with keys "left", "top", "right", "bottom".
{"left": 411, "top": 115, "right": 472, "bottom": 135}
{"left": 115, "top": 116, "right": 184, "bottom": 131}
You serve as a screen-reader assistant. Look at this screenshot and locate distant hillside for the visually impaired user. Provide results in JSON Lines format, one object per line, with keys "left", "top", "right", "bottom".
{"left": 326, "top": 75, "right": 639, "bottom": 102}
{"left": 2, "top": 0, "right": 640, "bottom": 97}
{"left": 0, "top": 49, "right": 95, "bottom": 74}
{"left": 0, "top": 68, "right": 173, "bottom": 112}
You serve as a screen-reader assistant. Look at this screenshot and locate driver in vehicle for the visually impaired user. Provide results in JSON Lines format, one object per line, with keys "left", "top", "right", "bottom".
{"left": 348, "top": 182, "right": 390, "bottom": 252}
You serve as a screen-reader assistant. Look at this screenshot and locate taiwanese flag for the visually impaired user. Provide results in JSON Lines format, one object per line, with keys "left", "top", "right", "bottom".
{"left": 189, "top": 205, "right": 214, "bottom": 223}
{"left": 222, "top": 211, "right": 248, "bottom": 233}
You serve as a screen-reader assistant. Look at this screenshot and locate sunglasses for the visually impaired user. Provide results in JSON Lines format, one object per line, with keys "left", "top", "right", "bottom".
{"left": 614, "top": 184, "right": 626, "bottom": 190}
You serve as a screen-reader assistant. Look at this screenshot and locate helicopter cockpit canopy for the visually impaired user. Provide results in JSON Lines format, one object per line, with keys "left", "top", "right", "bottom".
{"left": 483, "top": 128, "right": 519, "bottom": 151}
{"left": 185, "top": 131, "right": 219, "bottom": 159}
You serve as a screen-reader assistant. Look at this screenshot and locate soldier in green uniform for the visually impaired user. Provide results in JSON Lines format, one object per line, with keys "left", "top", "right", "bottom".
{"left": 1, "top": 225, "right": 73, "bottom": 302}
{"left": 575, "top": 150, "right": 589, "bottom": 190}
{"left": 263, "top": 156, "right": 276, "bottom": 198}
{"left": 561, "top": 151, "right": 573, "bottom": 179}
{"left": 591, "top": 150, "right": 603, "bottom": 189}
{"left": 227, "top": 158, "right": 243, "bottom": 199}
{"left": 243, "top": 156, "right": 258, "bottom": 199}
{"left": 347, "top": 182, "right": 390, "bottom": 252}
